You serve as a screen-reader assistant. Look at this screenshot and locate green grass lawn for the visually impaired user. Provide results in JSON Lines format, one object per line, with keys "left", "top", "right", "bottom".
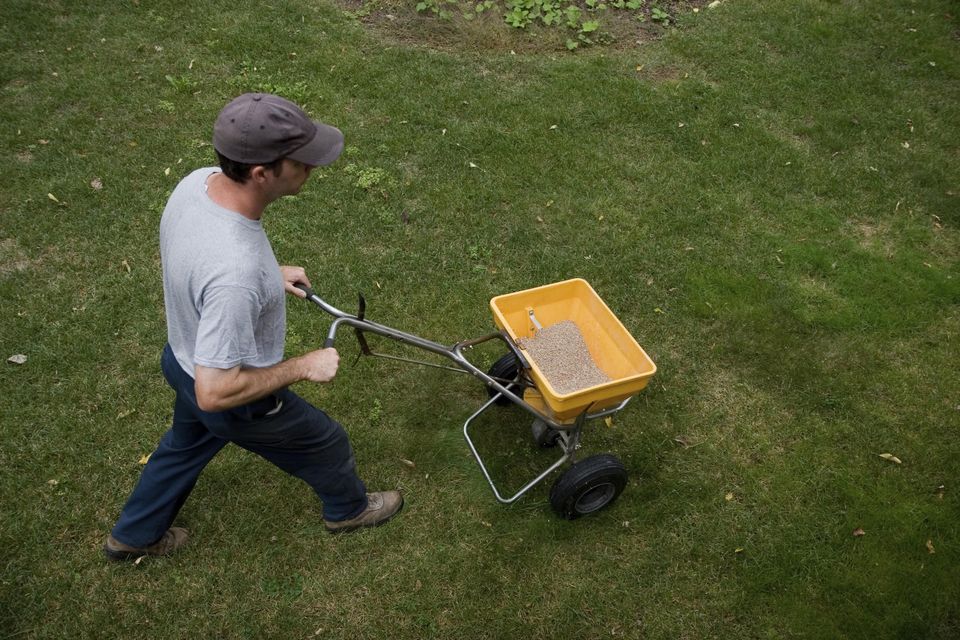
{"left": 2, "top": 0, "right": 958, "bottom": 638}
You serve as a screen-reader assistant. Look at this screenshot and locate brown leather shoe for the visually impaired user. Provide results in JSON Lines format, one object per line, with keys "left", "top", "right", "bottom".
{"left": 324, "top": 491, "right": 403, "bottom": 534}
{"left": 103, "top": 527, "right": 189, "bottom": 561}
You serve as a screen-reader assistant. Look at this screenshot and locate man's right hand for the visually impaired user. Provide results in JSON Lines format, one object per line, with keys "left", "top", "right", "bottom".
{"left": 297, "top": 348, "right": 340, "bottom": 383}
{"left": 195, "top": 347, "right": 341, "bottom": 412}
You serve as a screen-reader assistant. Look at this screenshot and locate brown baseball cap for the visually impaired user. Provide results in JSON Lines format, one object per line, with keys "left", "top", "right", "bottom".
{"left": 213, "top": 93, "right": 344, "bottom": 167}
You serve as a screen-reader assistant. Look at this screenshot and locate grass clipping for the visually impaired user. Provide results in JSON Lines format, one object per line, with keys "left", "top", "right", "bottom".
{"left": 519, "top": 320, "right": 610, "bottom": 394}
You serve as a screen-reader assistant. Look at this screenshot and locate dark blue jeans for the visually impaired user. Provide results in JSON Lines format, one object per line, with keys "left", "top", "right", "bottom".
{"left": 110, "top": 344, "right": 368, "bottom": 547}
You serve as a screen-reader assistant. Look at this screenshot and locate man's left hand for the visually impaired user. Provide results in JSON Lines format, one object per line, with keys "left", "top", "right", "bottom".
{"left": 280, "top": 265, "right": 311, "bottom": 298}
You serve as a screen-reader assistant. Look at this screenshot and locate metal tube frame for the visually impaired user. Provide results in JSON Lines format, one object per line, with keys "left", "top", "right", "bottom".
{"left": 300, "top": 287, "right": 633, "bottom": 503}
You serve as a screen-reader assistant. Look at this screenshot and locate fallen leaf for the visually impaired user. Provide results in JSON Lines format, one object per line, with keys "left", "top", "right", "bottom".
{"left": 734, "top": 547, "right": 744, "bottom": 554}
{"left": 673, "top": 435, "right": 693, "bottom": 447}
{"left": 853, "top": 528, "right": 866, "bottom": 537}
{"left": 468, "top": 162, "right": 479, "bottom": 169}
{"left": 879, "top": 453, "right": 902, "bottom": 464}
{"left": 901, "top": 141, "right": 910, "bottom": 149}
{"left": 604, "top": 417, "right": 614, "bottom": 428}
{"left": 480, "top": 520, "right": 492, "bottom": 528}
{"left": 549, "top": 124, "right": 558, "bottom": 130}
{"left": 8, "top": 354, "right": 28, "bottom": 365}
{"left": 399, "top": 458, "right": 416, "bottom": 468}
{"left": 936, "top": 485, "right": 945, "bottom": 499}
{"left": 134, "top": 555, "right": 146, "bottom": 565}
{"left": 90, "top": 178, "right": 103, "bottom": 190}
{"left": 536, "top": 216, "right": 544, "bottom": 223}
{"left": 117, "top": 409, "right": 136, "bottom": 419}
{"left": 138, "top": 453, "right": 151, "bottom": 465}
{"left": 47, "top": 192, "right": 61, "bottom": 203}
{"left": 926, "top": 539, "right": 935, "bottom": 554}
{"left": 164, "top": 167, "right": 171, "bottom": 176}
{"left": 47, "top": 479, "right": 59, "bottom": 486}
{"left": 725, "top": 492, "right": 734, "bottom": 502}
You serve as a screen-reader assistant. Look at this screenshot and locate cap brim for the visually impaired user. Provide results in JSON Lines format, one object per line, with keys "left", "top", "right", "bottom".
{"left": 287, "top": 122, "right": 344, "bottom": 167}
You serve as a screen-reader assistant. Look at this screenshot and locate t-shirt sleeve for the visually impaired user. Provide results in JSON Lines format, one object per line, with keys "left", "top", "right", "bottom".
{"left": 193, "top": 285, "right": 261, "bottom": 369}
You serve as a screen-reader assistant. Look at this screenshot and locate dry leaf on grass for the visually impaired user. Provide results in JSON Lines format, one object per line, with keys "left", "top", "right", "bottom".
{"left": 90, "top": 178, "right": 103, "bottom": 190}
{"left": 853, "top": 528, "right": 866, "bottom": 537}
{"left": 138, "top": 454, "right": 151, "bottom": 465}
{"left": 926, "top": 540, "right": 935, "bottom": 554}
{"left": 879, "top": 453, "right": 902, "bottom": 464}
{"left": 673, "top": 435, "right": 694, "bottom": 447}
{"left": 8, "top": 354, "right": 27, "bottom": 365}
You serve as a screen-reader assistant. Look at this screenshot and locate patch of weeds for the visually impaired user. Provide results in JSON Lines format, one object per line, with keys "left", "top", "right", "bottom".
{"left": 403, "top": 0, "right": 688, "bottom": 50}
{"left": 467, "top": 242, "right": 492, "bottom": 271}
{"left": 252, "top": 80, "right": 314, "bottom": 105}
{"left": 650, "top": 5, "right": 670, "bottom": 23}
{"left": 368, "top": 398, "right": 383, "bottom": 427}
{"left": 416, "top": 0, "right": 461, "bottom": 19}
{"left": 229, "top": 60, "right": 317, "bottom": 104}
{"left": 164, "top": 74, "right": 197, "bottom": 93}
{"left": 343, "top": 163, "right": 393, "bottom": 191}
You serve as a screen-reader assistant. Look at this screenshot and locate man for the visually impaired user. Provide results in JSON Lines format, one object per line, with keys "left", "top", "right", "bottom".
{"left": 104, "top": 93, "right": 402, "bottom": 561}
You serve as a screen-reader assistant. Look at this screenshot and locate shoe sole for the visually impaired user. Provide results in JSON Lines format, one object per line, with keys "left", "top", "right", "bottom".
{"left": 103, "top": 545, "right": 150, "bottom": 562}
{"left": 324, "top": 497, "right": 404, "bottom": 535}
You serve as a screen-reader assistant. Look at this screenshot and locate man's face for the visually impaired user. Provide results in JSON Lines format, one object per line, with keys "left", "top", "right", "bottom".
{"left": 270, "top": 158, "right": 314, "bottom": 197}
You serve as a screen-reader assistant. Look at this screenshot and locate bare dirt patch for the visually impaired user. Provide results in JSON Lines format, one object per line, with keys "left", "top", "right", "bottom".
{"left": 335, "top": 0, "right": 712, "bottom": 53}
{"left": 0, "top": 238, "right": 31, "bottom": 276}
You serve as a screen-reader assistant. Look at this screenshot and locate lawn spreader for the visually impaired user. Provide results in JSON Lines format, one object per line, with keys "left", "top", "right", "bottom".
{"left": 295, "top": 278, "right": 656, "bottom": 519}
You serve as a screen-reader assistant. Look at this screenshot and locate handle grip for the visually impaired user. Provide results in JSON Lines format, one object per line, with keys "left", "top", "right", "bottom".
{"left": 294, "top": 283, "right": 316, "bottom": 299}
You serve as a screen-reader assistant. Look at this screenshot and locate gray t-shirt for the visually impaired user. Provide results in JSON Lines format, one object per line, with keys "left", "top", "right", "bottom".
{"left": 160, "top": 167, "right": 285, "bottom": 378}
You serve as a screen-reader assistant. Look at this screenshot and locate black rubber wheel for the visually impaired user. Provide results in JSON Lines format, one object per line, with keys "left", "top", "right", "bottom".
{"left": 549, "top": 454, "right": 628, "bottom": 520}
{"left": 487, "top": 352, "right": 523, "bottom": 406}
{"left": 531, "top": 419, "right": 561, "bottom": 448}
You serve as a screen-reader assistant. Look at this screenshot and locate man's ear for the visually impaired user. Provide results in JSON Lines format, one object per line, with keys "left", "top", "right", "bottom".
{"left": 249, "top": 165, "right": 269, "bottom": 184}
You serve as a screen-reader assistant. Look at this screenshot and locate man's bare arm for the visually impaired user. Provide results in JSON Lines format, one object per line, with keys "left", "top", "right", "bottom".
{"left": 194, "top": 348, "right": 339, "bottom": 412}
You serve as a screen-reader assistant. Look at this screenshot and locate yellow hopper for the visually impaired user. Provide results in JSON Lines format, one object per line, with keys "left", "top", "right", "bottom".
{"left": 491, "top": 278, "right": 657, "bottom": 422}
